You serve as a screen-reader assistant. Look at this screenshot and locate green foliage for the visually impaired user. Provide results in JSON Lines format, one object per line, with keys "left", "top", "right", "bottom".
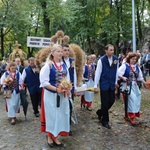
{"left": 0, "top": 0, "right": 149, "bottom": 57}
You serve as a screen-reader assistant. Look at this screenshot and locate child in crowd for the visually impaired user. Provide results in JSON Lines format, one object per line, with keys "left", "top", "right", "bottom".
{"left": 81, "top": 55, "right": 95, "bottom": 111}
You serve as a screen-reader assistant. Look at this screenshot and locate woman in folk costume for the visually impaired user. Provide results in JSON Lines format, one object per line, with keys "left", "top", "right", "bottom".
{"left": 40, "top": 44, "right": 71, "bottom": 148}
{"left": 118, "top": 52, "right": 146, "bottom": 125}
{"left": 81, "top": 55, "right": 95, "bottom": 111}
{"left": 0, "top": 62, "right": 22, "bottom": 125}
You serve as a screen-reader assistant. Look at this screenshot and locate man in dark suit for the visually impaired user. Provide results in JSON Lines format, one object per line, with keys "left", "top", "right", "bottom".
{"left": 22, "top": 57, "right": 41, "bottom": 117}
{"left": 15, "top": 57, "right": 24, "bottom": 73}
{"left": 15, "top": 57, "right": 28, "bottom": 116}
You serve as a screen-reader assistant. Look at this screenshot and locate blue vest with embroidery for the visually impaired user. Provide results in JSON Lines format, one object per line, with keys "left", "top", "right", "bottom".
{"left": 100, "top": 55, "right": 118, "bottom": 91}
{"left": 123, "top": 64, "right": 139, "bottom": 78}
{"left": 5, "top": 71, "right": 20, "bottom": 94}
{"left": 24, "top": 66, "right": 41, "bottom": 94}
{"left": 83, "top": 64, "right": 95, "bottom": 82}
{"left": 48, "top": 63, "right": 67, "bottom": 93}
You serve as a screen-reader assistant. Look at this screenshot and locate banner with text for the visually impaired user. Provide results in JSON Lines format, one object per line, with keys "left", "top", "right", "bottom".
{"left": 27, "top": 36, "right": 52, "bottom": 48}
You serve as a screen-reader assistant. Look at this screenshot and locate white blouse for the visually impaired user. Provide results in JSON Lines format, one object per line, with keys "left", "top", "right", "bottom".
{"left": 117, "top": 63, "right": 144, "bottom": 81}
{"left": 40, "top": 62, "right": 70, "bottom": 88}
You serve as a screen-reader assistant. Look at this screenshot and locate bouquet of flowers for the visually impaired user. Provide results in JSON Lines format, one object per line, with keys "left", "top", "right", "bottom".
{"left": 34, "top": 67, "right": 40, "bottom": 74}
{"left": 3, "top": 75, "right": 13, "bottom": 86}
{"left": 58, "top": 78, "right": 72, "bottom": 97}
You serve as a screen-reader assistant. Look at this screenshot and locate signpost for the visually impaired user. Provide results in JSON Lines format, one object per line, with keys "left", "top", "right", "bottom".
{"left": 132, "top": 0, "right": 136, "bottom": 53}
{"left": 27, "top": 36, "right": 52, "bottom": 48}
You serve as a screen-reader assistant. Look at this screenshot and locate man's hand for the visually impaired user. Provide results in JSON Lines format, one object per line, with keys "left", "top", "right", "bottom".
{"left": 115, "top": 84, "right": 119, "bottom": 89}
{"left": 74, "top": 90, "right": 77, "bottom": 96}
{"left": 122, "top": 76, "right": 128, "bottom": 81}
{"left": 94, "top": 88, "right": 99, "bottom": 93}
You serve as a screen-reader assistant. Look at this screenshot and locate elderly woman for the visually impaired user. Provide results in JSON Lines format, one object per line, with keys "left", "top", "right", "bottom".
{"left": 0, "top": 62, "right": 22, "bottom": 125}
{"left": 118, "top": 52, "right": 146, "bottom": 125}
{"left": 40, "top": 44, "right": 71, "bottom": 148}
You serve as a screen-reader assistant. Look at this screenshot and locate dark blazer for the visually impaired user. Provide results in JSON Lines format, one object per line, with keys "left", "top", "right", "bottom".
{"left": 17, "top": 65, "right": 24, "bottom": 74}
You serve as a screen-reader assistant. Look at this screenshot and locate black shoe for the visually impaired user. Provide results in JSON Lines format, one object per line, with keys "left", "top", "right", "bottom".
{"left": 11, "top": 120, "right": 16, "bottom": 125}
{"left": 102, "top": 123, "right": 111, "bottom": 129}
{"left": 69, "top": 130, "right": 73, "bottom": 136}
{"left": 46, "top": 135, "right": 54, "bottom": 148}
{"left": 98, "top": 116, "right": 102, "bottom": 122}
{"left": 96, "top": 109, "right": 102, "bottom": 122}
{"left": 54, "top": 141, "right": 64, "bottom": 147}
{"left": 48, "top": 142, "right": 54, "bottom": 148}
{"left": 35, "top": 113, "right": 40, "bottom": 117}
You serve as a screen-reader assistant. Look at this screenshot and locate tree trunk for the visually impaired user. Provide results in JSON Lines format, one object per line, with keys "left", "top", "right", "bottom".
{"left": 41, "top": 1, "right": 51, "bottom": 37}
{"left": 27, "top": 47, "right": 34, "bottom": 58}
{"left": 1, "top": 28, "right": 4, "bottom": 58}
{"left": 87, "top": 35, "right": 92, "bottom": 54}
{"left": 136, "top": 6, "right": 142, "bottom": 42}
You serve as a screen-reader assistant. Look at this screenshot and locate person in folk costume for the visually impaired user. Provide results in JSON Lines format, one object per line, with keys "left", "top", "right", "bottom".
{"left": 61, "top": 43, "right": 77, "bottom": 135}
{"left": 94, "top": 44, "right": 119, "bottom": 129}
{"left": 21, "top": 57, "right": 41, "bottom": 117}
{"left": 81, "top": 55, "right": 95, "bottom": 111}
{"left": 118, "top": 52, "right": 146, "bottom": 125}
{"left": 0, "top": 62, "right": 23, "bottom": 125}
{"left": 40, "top": 44, "right": 71, "bottom": 148}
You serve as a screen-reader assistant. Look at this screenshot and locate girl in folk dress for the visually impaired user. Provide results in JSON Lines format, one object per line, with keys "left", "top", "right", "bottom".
{"left": 118, "top": 52, "right": 146, "bottom": 125}
{"left": 81, "top": 55, "right": 95, "bottom": 111}
{"left": 0, "top": 62, "right": 22, "bottom": 125}
{"left": 40, "top": 44, "right": 71, "bottom": 148}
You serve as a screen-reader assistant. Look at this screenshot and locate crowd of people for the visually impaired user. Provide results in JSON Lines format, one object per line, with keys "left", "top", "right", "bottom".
{"left": 0, "top": 43, "right": 149, "bottom": 147}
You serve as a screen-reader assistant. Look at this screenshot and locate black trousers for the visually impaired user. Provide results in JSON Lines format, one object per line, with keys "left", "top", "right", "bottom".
{"left": 30, "top": 92, "right": 41, "bottom": 114}
{"left": 69, "top": 93, "right": 74, "bottom": 126}
{"left": 100, "top": 88, "right": 115, "bottom": 124}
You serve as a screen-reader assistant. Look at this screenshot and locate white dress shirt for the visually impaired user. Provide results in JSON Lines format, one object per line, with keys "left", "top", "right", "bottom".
{"left": 63, "top": 58, "right": 77, "bottom": 90}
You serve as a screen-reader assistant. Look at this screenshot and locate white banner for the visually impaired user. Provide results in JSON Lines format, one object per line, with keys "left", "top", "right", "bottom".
{"left": 27, "top": 36, "right": 52, "bottom": 48}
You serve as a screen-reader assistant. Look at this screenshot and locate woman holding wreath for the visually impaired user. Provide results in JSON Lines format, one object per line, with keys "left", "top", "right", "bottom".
{"left": 40, "top": 44, "right": 71, "bottom": 148}
{"left": 118, "top": 52, "right": 146, "bottom": 125}
{"left": 0, "top": 62, "right": 22, "bottom": 125}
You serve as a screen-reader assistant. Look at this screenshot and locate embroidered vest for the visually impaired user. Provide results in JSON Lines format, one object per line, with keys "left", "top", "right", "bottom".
{"left": 123, "top": 64, "right": 139, "bottom": 82}
{"left": 5, "top": 71, "right": 20, "bottom": 94}
{"left": 83, "top": 64, "right": 95, "bottom": 82}
{"left": 46, "top": 63, "right": 67, "bottom": 93}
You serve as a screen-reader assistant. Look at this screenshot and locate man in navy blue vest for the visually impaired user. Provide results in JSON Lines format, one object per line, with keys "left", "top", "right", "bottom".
{"left": 94, "top": 44, "right": 119, "bottom": 129}
{"left": 62, "top": 44, "right": 77, "bottom": 135}
{"left": 22, "top": 57, "right": 41, "bottom": 117}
